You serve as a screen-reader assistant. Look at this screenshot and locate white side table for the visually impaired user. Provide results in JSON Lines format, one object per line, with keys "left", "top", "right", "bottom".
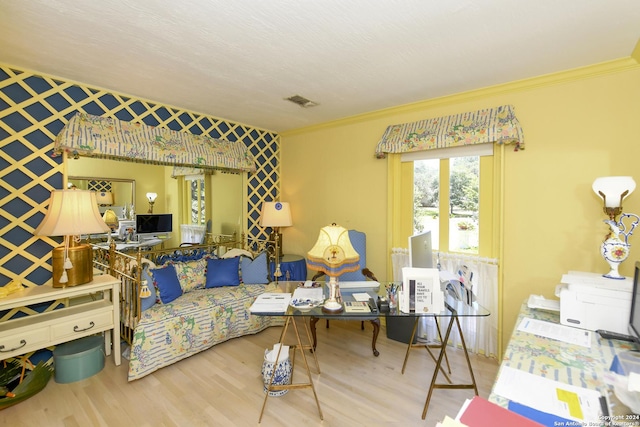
{"left": 0, "top": 274, "right": 121, "bottom": 365}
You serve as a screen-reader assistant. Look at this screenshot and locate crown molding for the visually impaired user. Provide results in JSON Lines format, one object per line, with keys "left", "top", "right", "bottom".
{"left": 281, "top": 57, "right": 640, "bottom": 137}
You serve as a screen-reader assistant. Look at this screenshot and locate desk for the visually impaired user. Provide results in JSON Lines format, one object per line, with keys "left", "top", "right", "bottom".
{"left": 490, "top": 301, "right": 636, "bottom": 422}
{"left": 270, "top": 254, "right": 306, "bottom": 281}
{"left": 253, "top": 281, "right": 490, "bottom": 422}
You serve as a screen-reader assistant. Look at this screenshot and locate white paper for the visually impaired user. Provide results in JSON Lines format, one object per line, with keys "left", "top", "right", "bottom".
{"left": 494, "top": 366, "right": 604, "bottom": 422}
{"left": 629, "top": 372, "right": 640, "bottom": 392}
{"left": 352, "top": 292, "right": 371, "bottom": 302}
{"left": 338, "top": 281, "right": 380, "bottom": 289}
{"left": 527, "top": 294, "right": 560, "bottom": 312}
{"left": 250, "top": 293, "right": 292, "bottom": 313}
{"left": 518, "top": 317, "right": 592, "bottom": 348}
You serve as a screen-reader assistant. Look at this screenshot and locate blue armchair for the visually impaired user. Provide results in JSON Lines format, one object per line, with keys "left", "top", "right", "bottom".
{"left": 310, "top": 229, "right": 381, "bottom": 356}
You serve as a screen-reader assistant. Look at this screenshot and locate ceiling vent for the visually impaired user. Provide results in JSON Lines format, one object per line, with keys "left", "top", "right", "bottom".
{"left": 284, "top": 95, "right": 318, "bottom": 108}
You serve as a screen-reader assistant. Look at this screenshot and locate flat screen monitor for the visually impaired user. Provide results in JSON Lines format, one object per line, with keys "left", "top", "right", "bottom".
{"left": 135, "top": 213, "right": 173, "bottom": 236}
{"left": 409, "top": 231, "right": 433, "bottom": 268}
{"left": 628, "top": 261, "right": 640, "bottom": 342}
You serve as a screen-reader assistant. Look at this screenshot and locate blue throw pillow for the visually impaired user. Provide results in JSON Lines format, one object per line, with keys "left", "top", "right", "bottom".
{"left": 151, "top": 264, "right": 183, "bottom": 304}
{"left": 140, "top": 266, "right": 158, "bottom": 311}
{"left": 240, "top": 252, "right": 269, "bottom": 284}
{"left": 206, "top": 257, "right": 240, "bottom": 288}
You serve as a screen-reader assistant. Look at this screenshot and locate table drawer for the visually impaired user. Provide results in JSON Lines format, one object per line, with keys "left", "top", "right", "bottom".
{"left": 0, "top": 327, "right": 49, "bottom": 356}
{"left": 51, "top": 310, "right": 113, "bottom": 339}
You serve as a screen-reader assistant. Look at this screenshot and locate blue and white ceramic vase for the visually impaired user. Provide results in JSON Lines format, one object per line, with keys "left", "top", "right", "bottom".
{"left": 601, "top": 234, "right": 630, "bottom": 280}
{"left": 261, "top": 350, "right": 292, "bottom": 397}
{"left": 601, "top": 214, "right": 640, "bottom": 279}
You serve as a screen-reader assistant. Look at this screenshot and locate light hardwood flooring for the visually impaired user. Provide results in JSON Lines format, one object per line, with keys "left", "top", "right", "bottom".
{"left": 0, "top": 320, "right": 499, "bottom": 426}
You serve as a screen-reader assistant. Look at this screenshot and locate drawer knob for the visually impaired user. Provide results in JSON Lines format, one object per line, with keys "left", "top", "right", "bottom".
{"left": 0, "top": 339, "right": 27, "bottom": 352}
{"left": 73, "top": 321, "right": 95, "bottom": 332}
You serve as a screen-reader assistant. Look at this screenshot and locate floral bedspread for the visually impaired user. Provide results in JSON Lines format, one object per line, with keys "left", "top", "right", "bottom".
{"left": 127, "top": 283, "right": 282, "bottom": 381}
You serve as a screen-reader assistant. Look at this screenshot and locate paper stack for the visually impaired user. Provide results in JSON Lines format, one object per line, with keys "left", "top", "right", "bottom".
{"left": 249, "top": 292, "right": 292, "bottom": 313}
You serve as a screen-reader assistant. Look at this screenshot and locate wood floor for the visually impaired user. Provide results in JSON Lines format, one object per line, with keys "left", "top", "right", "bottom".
{"left": 0, "top": 320, "right": 499, "bottom": 427}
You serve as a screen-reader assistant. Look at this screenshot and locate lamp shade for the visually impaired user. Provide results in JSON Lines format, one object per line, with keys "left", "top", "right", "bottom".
{"left": 593, "top": 176, "right": 636, "bottom": 208}
{"left": 146, "top": 192, "right": 157, "bottom": 202}
{"left": 306, "top": 224, "right": 360, "bottom": 277}
{"left": 35, "top": 190, "right": 111, "bottom": 236}
{"left": 260, "top": 202, "right": 292, "bottom": 227}
{"left": 95, "top": 191, "right": 113, "bottom": 206}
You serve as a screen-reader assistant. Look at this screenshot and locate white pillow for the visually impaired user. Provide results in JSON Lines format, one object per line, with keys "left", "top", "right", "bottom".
{"left": 221, "top": 248, "right": 253, "bottom": 259}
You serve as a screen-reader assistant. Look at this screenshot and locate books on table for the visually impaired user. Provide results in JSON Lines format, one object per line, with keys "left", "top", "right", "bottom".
{"left": 250, "top": 293, "right": 292, "bottom": 314}
{"left": 457, "top": 396, "right": 544, "bottom": 427}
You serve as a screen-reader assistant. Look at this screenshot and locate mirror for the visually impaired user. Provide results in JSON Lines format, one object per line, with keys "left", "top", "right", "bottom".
{"left": 69, "top": 176, "right": 135, "bottom": 218}
{"left": 66, "top": 157, "right": 244, "bottom": 246}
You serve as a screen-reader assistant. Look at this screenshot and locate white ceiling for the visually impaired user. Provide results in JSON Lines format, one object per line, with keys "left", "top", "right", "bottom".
{"left": 1, "top": 0, "right": 640, "bottom": 132}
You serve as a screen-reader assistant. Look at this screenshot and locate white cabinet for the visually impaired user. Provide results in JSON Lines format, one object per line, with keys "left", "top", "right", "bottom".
{"left": 0, "top": 275, "right": 120, "bottom": 365}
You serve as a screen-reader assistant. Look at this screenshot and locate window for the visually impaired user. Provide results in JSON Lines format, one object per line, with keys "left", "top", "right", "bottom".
{"left": 414, "top": 156, "right": 480, "bottom": 253}
{"left": 189, "top": 177, "right": 206, "bottom": 225}
{"left": 399, "top": 143, "right": 497, "bottom": 258}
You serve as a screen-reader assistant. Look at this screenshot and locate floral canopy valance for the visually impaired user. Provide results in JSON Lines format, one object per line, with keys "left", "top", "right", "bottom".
{"left": 375, "top": 105, "right": 524, "bottom": 158}
{"left": 54, "top": 112, "right": 256, "bottom": 173}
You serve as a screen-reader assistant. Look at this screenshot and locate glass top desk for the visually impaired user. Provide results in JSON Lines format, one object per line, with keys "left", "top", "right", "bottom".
{"left": 253, "top": 280, "right": 490, "bottom": 422}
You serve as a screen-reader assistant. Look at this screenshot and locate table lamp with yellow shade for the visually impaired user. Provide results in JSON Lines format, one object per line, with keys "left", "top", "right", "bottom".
{"left": 306, "top": 223, "right": 360, "bottom": 313}
{"left": 35, "top": 189, "right": 111, "bottom": 287}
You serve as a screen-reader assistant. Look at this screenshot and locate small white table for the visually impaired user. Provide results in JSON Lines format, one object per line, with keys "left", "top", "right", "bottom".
{"left": 0, "top": 274, "right": 121, "bottom": 365}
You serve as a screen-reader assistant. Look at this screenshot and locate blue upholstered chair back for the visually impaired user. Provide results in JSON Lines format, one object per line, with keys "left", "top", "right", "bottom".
{"left": 337, "top": 230, "right": 367, "bottom": 281}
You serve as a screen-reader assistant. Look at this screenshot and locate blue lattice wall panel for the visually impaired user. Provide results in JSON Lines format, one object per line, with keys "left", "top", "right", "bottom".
{"left": 0, "top": 65, "right": 280, "bottom": 288}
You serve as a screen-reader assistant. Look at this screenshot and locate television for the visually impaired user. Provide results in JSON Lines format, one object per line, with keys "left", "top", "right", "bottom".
{"left": 135, "top": 213, "right": 173, "bottom": 238}
{"left": 628, "top": 261, "right": 640, "bottom": 343}
{"left": 409, "top": 231, "right": 433, "bottom": 268}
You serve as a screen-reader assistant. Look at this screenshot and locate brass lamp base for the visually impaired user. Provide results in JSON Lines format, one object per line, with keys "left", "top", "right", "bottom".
{"left": 270, "top": 232, "right": 284, "bottom": 259}
{"left": 52, "top": 243, "right": 93, "bottom": 287}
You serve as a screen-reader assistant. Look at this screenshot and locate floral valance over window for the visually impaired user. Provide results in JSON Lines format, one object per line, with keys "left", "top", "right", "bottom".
{"left": 54, "top": 112, "right": 256, "bottom": 173}
{"left": 375, "top": 105, "right": 524, "bottom": 159}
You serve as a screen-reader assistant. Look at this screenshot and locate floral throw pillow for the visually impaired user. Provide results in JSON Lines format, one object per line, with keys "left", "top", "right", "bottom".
{"left": 174, "top": 257, "right": 208, "bottom": 293}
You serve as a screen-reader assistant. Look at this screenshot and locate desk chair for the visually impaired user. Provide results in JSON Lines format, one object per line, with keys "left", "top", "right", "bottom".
{"left": 310, "top": 229, "right": 381, "bottom": 356}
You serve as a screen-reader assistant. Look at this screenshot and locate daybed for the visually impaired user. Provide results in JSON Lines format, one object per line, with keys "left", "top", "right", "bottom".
{"left": 93, "top": 236, "right": 283, "bottom": 381}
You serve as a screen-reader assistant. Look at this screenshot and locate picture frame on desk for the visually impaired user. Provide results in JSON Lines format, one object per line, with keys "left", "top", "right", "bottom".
{"left": 400, "top": 267, "right": 443, "bottom": 314}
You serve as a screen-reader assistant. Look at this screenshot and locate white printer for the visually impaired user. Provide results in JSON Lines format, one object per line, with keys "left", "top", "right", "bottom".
{"left": 555, "top": 271, "right": 633, "bottom": 334}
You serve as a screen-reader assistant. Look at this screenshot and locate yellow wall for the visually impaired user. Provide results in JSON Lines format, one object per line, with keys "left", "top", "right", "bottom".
{"left": 280, "top": 59, "right": 640, "bottom": 352}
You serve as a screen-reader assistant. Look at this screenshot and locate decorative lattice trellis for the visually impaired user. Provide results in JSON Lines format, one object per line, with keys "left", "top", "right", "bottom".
{"left": 0, "top": 65, "right": 280, "bottom": 289}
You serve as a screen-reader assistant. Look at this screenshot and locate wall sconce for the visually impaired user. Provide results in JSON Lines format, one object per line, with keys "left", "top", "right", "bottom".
{"left": 593, "top": 176, "right": 640, "bottom": 279}
{"left": 34, "top": 190, "right": 111, "bottom": 287}
{"left": 259, "top": 202, "right": 292, "bottom": 282}
{"left": 146, "top": 192, "right": 157, "bottom": 213}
